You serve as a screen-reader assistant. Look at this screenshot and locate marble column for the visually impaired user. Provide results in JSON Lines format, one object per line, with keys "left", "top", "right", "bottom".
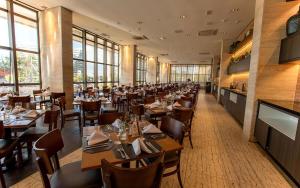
{"left": 119, "top": 45, "right": 135, "bottom": 86}
{"left": 39, "top": 6, "right": 73, "bottom": 109}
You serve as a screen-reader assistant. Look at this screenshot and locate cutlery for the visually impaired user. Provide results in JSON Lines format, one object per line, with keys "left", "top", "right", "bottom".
{"left": 117, "top": 148, "right": 125, "bottom": 159}
{"left": 120, "top": 146, "right": 130, "bottom": 159}
{"left": 145, "top": 142, "right": 159, "bottom": 153}
{"left": 83, "top": 144, "right": 109, "bottom": 151}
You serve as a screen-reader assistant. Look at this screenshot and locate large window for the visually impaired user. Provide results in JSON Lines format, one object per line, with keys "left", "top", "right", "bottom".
{"left": 0, "top": 0, "right": 40, "bottom": 95}
{"left": 170, "top": 64, "right": 211, "bottom": 84}
{"left": 72, "top": 26, "right": 120, "bottom": 91}
{"left": 135, "top": 53, "right": 147, "bottom": 85}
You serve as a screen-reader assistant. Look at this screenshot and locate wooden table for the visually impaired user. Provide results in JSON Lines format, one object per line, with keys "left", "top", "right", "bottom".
{"left": 81, "top": 126, "right": 183, "bottom": 171}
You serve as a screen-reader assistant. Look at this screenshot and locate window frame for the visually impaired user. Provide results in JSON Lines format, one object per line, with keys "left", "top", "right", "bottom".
{"left": 135, "top": 53, "right": 147, "bottom": 85}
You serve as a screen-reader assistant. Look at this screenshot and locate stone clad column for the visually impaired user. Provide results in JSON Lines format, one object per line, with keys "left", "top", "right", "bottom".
{"left": 243, "top": 0, "right": 300, "bottom": 140}
{"left": 119, "top": 45, "right": 135, "bottom": 86}
{"left": 39, "top": 6, "right": 73, "bottom": 109}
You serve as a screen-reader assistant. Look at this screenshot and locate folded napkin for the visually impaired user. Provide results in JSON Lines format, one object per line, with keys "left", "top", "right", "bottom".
{"left": 12, "top": 106, "right": 26, "bottom": 114}
{"left": 24, "top": 110, "right": 39, "bottom": 118}
{"left": 167, "top": 105, "right": 173, "bottom": 111}
{"left": 74, "top": 96, "right": 83, "bottom": 102}
{"left": 149, "top": 101, "right": 161, "bottom": 109}
{"left": 142, "top": 124, "right": 162, "bottom": 134}
{"left": 173, "top": 102, "right": 182, "bottom": 107}
{"left": 87, "top": 130, "right": 109, "bottom": 146}
{"left": 132, "top": 138, "right": 152, "bottom": 155}
{"left": 164, "top": 94, "right": 172, "bottom": 99}
{"left": 100, "top": 97, "right": 107, "bottom": 101}
{"left": 112, "top": 119, "right": 122, "bottom": 128}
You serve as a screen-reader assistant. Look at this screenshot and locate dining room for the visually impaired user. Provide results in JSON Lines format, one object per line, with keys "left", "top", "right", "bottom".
{"left": 1, "top": 0, "right": 300, "bottom": 188}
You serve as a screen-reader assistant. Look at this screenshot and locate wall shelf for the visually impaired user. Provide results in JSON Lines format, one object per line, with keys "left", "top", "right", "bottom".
{"left": 227, "top": 56, "right": 251, "bottom": 75}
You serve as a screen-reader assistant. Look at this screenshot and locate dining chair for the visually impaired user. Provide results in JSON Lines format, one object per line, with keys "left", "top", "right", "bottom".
{"left": 21, "top": 107, "right": 60, "bottom": 156}
{"left": 50, "top": 92, "right": 65, "bottom": 105}
{"left": 131, "top": 103, "right": 145, "bottom": 120}
{"left": 172, "top": 108, "right": 194, "bottom": 148}
{"left": 34, "top": 129, "right": 101, "bottom": 188}
{"left": 82, "top": 100, "right": 101, "bottom": 126}
{"left": 177, "top": 99, "right": 193, "bottom": 109}
{"left": 58, "top": 96, "right": 82, "bottom": 135}
{"left": 8, "top": 96, "right": 32, "bottom": 109}
{"left": 0, "top": 121, "right": 23, "bottom": 188}
{"left": 101, "top": 153, "right": 164, "bottom": 188}
{"left": 160, "top": 116, "right": 185, "bottom": 188}
{"left": 126, "top": 93, "right": 138, "bottom": 111}
{"left": 98, "top": 112, "right": 124, "bottom": 125}
{"left": 144, "top": 95, "right": 155, "bottom": 104}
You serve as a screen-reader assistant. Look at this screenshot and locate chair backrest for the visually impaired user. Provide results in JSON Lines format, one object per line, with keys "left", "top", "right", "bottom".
{"left": 44, "top": 108, "right": 60, "bottom": 131}
{"left": 131, "top": 104, "right": 144, "bottom": 120}
{"left": 51, "top": 92, "right": 65, "bottom": 105}
{"left": 172, "top": 108, "right": 194, "bottom": 128}
{"left": 34, "top": 129, "right": 64, "bottom": 188}
{"left": 82, "top": 100, "right": 101, "bottom": 112}
{"left": 101, "top": 153, "right": 164, "bottom": 188}
{"left": 9, "top": 96, "right": 31, "bottom": 108}
{"left": 33, "top": 90, "right": 43, "bottom": 101}
{"left": 161, "top": 116, "right": 185, "bottom": 145}
{"left": 157, "top": 91, "right": 167, "bottom": 99}
{"left": 99, "top": 112, "right": 124, "bottom": 125}
{"left": 144, "top": 95, "right": 155, "bottom": 104}
{"left": 177, "top": 99, "right": 193, "bottom": 109}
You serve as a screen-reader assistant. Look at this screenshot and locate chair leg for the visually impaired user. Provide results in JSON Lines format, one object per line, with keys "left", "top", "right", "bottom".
{"left": 78, "top": 117, "right": 82, "bottom": 137}
{"left": 177, "top": 164, "right": 183, "bottom": 188}
{"left": 188, "top": 131, "right": 193, "bottom": 149}
{"left": 27, "top": 141, "right": 32, "bottom": 157}
{"left": 0, "top": 167, "right": 6, "bottom": 188}
{"left": 16, "top": 142, "right": 23, "bottom": 167}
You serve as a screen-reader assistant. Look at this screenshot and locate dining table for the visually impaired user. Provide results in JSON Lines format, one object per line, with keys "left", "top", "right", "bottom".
{"left": 81, "top": 123, "right": 183, "bottom": 171}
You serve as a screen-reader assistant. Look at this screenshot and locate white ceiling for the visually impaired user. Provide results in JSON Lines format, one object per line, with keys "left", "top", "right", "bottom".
{"left": 23, "top": 0, "right": 255, "bottom": 64}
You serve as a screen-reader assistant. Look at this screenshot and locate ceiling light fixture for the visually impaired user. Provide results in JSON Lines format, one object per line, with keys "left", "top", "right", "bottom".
{"left": 205, "top": 10, "right": 213, "bottom": 15}
{"left": 231, "top": 8, "right": 240, "bottom": 13}
{"left": 221, "top": 19, "right": 228, "bottom": 23}
{"left": 179, "top": 15, "right": 186, "bottom": 19}
{"left": 159, "top": 36, "right": 166, "bottom": 40}
{"left": 137, "top": 21, "right": 144, "bottom": 24}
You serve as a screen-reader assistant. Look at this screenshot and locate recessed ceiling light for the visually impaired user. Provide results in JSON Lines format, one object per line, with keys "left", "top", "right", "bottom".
{"left": 137, "top": 21, "right": 143, "bottom": 25}
{"left": 174, "top": 29, "right": 184, "bottom": 34}
{"left": 221, "top": 19, "right": 228, "bottom": 23}
{"left": 159, "top": 36, "right": 166, "bottom": 40}
{"left": 231, "top": 8, "right": 240, "bottom": 13}
{"left": 186, "top": 34, "right": 191, "bottom": 37}
{"left": 179, "top": 15, "right": 186, "bottom": 19}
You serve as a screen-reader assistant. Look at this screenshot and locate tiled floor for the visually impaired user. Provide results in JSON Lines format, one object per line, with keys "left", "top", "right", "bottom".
{"left": 9, "top": 93, "right": 295, "bottom": 187}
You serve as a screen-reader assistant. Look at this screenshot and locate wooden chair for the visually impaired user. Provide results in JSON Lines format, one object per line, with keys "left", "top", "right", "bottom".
{"left": 98, "top": 112, "right": 124, "bottom": 125}
{"left": 8, "top": 96, "right": 32, "bottom": 109}
{"left": 58, "top": 96, "right": 82, "bottom": 135}
{"left": 144, "top": 95, "right": 155, "bottom": 104}
{"left": 82, "top": 100, "right": 101, "bottom": 126}
{"left": 177, "top": 99, "right": 193, "bottom": 109}
{"left": 160, "top": 116, "right": 185, "bottom": 188}
{"left": 0, "top": 121, "right": 23, "bottom": 188}
{"left": 101, "top": 153, "right": 164, "bottom": 188}
{"left": 126, "top": 93, "right": 138, "bottom": 111}
{"left": 34, "top": 129, "right": 101, "bottom": 188}
{"left": 50, "top": 92, "right": 65, "bottom": 105}
{"left": 103, "top": 88, "right": 111, "bottom": 99}
{"left": 157, "top": 91, "right": 168, "bottom": 99}
{"left": 21, "top": 107, "right": 60, "bottom": 156}
{"left": 172, "top": 108, "right": 194, "bottom": 148}
{"left": 131, "top": 103, "right": 144, "bottom": 120}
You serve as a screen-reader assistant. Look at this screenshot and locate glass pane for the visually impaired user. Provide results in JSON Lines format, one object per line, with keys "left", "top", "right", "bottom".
{"left": 0, "top": 86, "right": 14, "bottom": 93}
{"left": 188, "top": 66, "right": 193, "bottom": 74}
{"left": 182, "top": 66, "right": 187, "bottom": 75}
{"left": 182, "top": 74, "right": 187, "bottom": 82}
{"left": 97, "top": 45, "right": 104, "bottom": 63}
{"left": 136, "top": 71, "right": 140, "bottom": 82}
{"left": 114, "top": 45, "right": 119, "bottom": 50}
{"left": 0, "top": 11, "right": 10, "bottom": 47}
{"left": 86, "top": 62, "right": 94, "bottom": 82}
{"left": 114, "top": 66, "right": 118, "bottom": 81}
{"left": 107, "top": 65, "right": 111, "bottom": 82}
{"left": 74, "top": 83, "right": 83, "bottom": 93}
{"left": 199, "top": 66, "right": 205, "bottom": 74}
{"left": 13, "top": 3, "right": 37, "bottom": 20}
{"left": 73, "top": 36, "right": 83, "bottom": 59}
{"left": 19, "top": 85, "right": 39, "bottom": 96}
{"left": 97, "top": 83, "right": 104, "bottom": 90}
{"left": 206, "top": 65, "right": 211, "bottom": 74}
{"left": 194, "top": 66, "right": 199, "bottom": 74}
{"left": 14, "top": 16, "right": 38, "bottom": 51}
{"left": 193, "top": 74, "right": 199, "bottom": 82}
{"left": 0, "top": 0, "right": 7, "bottom": 9}
{"left": 87, "top": 83, "right": 94, "bottom": 88}
{"left": 0, "top": 49, "right": 14, "bottom": 84}
{"left": 72, "top": 28, "right": 82, "bottom": 36}
{"left": 17, "top": 51, "right": 39, "bottom": 83}
{"left": 97, "top": 64, "right": 103, "bottom": 82}
{"left": 97, "top": 38, "right": 104, "bottom": 44}
{"left": 107, "top": 42, "right": 112, "bottom": 48}
{"left": 107, "top": 48, "right": 112, "bottom": 64}
{"left": 114, "top": 51, "right": 119, "bottom": 66}
{"left": 86, "top": 41, "right": 95, "bottom": 61}
{"left": 86, "top": 33, "right": 94, "bottom": 41}
{"left": 73, "top": 60, "right": 84, "bottom": 82}
{"left": 199, "top": 75, "right": 205, "bottom": 82}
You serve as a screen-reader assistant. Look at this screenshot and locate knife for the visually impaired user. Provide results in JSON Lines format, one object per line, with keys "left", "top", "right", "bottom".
{"left": 145, "top": 141, "right": 159, "bottom": 153}
{"left": 120, "top": 145, "right": 130, "bottom": 159}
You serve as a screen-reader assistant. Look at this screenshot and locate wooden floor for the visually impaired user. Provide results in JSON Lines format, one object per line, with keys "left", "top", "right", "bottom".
{"left": 12, "top": 93, "right": 294, "bottom": 188}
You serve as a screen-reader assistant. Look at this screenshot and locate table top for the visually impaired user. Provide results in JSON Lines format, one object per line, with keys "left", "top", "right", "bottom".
{"left": 81, "top": 125, "right": 183, "bottom": 171}
{"left": 2, "top": 110, "right": 45, "bottom": 129}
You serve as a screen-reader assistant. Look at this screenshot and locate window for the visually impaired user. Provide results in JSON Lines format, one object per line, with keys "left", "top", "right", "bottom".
{"left": 135, "top": 53, "right": 147, "bottom": 85}
{"left": 72, "top": 26, "right": 120, "bottom": 91}
{"left": 170, "top": 64, "right": 212, "bottom": 85}
{"left": 0, "top": 0, "right": 40, "bottom": 95}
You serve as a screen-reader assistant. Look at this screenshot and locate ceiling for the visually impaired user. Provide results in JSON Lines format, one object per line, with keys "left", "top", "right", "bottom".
{"left": 23, "top": 0, "right": 255, "bottom": 64}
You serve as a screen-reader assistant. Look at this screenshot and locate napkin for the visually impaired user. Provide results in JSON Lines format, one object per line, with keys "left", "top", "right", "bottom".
{"left": 100, "top": 97, "right": 107, "bottom": 101}
{"left": 173, "top": 102, "right": 182, "bottom": 107}
{"left": 167, "top": 105, "right": 173, "bottom": 111}
{"left": 132, "top": 138, "right": 152, "bottom": 155}
{"left": 112, "top": 119, "right": 122, "bottom": 128}
{"left": 74, "top": 96, "right": 82, "bottom": 102}
{"left": 12, "top": 106, "right": 26, "bottom": 114}
{"left": 149, "top": 101, "right": 161, "bottom": 109}
{"left": 142, "top": 124, "right": 162, "bottom": 134}
{"left": 87, "top": 129, "right": 109, "bottom": 146}
{"left": 23, "top": 110, "right": 39, "bottom": 118}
